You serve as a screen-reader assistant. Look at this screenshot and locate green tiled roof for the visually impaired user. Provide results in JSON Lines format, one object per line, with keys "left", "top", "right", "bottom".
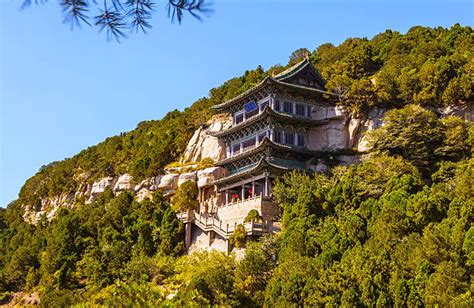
{"left": 274, "top": 58, "right": 326, "bottom": 85}
{"left": 212, "top": 157, "right": 295, "bottom": 186}
{"left": 215, "top": 137, "right": 322, "bottom": 167}
{"left": 209, "top": 105, "right": 329, "bottom": 138}
{"left": 212, "top": 77, "right": 336, "bottom": 112}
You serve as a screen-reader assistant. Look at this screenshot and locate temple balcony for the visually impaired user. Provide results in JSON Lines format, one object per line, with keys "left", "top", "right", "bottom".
{"left": 214, "top": 194, "right": 276, "bottom": 226}
{"left": 231, "top": 95, "right": 314, "bottom": 127}
{"left": 227, "top": 129, "right": 307, "bottom": 158}
{"left": 178, "top": 207, "right": 275, "bottom": 239}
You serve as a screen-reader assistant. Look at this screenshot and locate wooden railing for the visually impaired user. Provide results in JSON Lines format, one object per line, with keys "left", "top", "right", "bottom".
{"left": 177, "top": 210, "right": 271, "bottom": 239}
{"left": 221, "top": 193, "right": 264, "bottom": 208}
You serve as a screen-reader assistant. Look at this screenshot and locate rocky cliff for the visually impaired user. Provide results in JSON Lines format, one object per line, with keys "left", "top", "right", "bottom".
{"left": 21, "top": 108, "right": 377, "bottom": 223}
{"left": 180, "top": 113, "right": 232, "bottom": 164}
{"left": 22, "top": 114, "right": 233, "bottom": 224}
{"left": 22, "top": 103, "right": 473, "bottom": 224}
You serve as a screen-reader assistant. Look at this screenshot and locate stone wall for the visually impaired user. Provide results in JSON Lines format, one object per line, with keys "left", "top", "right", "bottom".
{"left": 188, "top": 224, "right": 229, "bottom": 254}
{"left": 215, "top": 197, "right": 275, "bottom": 225}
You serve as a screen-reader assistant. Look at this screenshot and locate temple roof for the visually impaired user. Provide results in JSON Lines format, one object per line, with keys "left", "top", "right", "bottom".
{"left": 213, "top": 157, "right": 302, "bottom": 187}
{"left": 274, "top": 58, "right": 326, "bottom": 87}
{"left": 215, "top": 137, "right": 320, "bottom": 167}
{"left": 212, "top": 76, "right": 336, "bottom": 113}
{"left": 209, "top": 105, "right": 329, "bottom": 138}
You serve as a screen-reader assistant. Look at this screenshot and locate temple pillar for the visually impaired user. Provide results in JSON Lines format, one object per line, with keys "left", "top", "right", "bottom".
{"left": 264, "top": 176, "right": 269, "bottom": 197}
{"left": 252, "top": 181, "right": 256, "bottom": 197}
{"left": 241, "top": 185, "right": 245, "bottom": 201}
{"left": 225, "top": 189, "right": 229, "bottom": 205}
{"left": 208, "top": 230, "right": 214, "bottom": 246}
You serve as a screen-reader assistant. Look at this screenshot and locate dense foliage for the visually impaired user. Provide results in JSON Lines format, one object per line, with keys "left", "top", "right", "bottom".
{"left": 22, "top": 0, "right": 213, "bottom": 41}
{"left": 0, "top": 190, "right": 184, "bottom": 305}
{"left": 1, "top": 25, "right": 473, "bottom": 306}
{"left": 18, "top": 25, "right": 472, "bottom": 209}
{"left": 313, "top": 24, "right": 473, "bottom": 115}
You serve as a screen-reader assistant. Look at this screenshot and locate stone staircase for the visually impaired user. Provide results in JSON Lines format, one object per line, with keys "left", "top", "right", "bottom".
{"left": 178, "top": 210, "right": 271, "bottom": 239}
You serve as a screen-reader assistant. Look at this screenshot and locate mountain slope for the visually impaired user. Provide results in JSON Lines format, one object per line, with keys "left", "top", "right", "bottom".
{"left": 0, "top": 24, "right": 473, "bottom": 306}
{"left": 16, "top": 24, "right": 473, "bottom": 211}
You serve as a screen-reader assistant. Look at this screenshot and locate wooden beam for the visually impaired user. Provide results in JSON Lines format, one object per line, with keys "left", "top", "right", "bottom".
{"left": 218, "top": 173, "right": 267, "bottom": 192}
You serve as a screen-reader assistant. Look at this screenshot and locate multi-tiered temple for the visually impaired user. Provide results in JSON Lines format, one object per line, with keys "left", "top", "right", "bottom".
{"left": 210, "top": 58, "right": 334, "bottom": 215}
{"left": 182, "top": 59, "right": 354, "bottom": 253}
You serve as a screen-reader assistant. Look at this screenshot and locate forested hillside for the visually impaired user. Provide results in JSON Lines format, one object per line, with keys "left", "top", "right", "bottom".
{"left": 1, "top": 25, "right": 473, "bottom": 306}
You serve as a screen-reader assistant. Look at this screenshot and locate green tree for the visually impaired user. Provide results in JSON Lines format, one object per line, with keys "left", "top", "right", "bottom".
{"left": 368, "top": 105, "right": 444, "bottom": 171}
{"left": 22, "top": 0, "right": 213, "bottom": 41}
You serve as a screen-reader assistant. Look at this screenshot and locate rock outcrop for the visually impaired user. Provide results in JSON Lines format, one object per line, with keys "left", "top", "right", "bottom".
{"left": 89, "top": 177, "right": 115, "bottom": 201}
{"left": 348, "top": 108, "right": 384, "bottom": 152}
{"left": 23, "top": 192, "right": 75, "bottom": 224}
{"left": 197, "top": 167, "right": 227, "bottom": 188}
{"left": 158, "top": 174, "right": 179, "bottom": 191}
{"left": 21, "top": 105, "right": 394, "bottom": 224}
{"left": 22, "top": 166, "right": 225, "bottom": 223}
{"left": 307, "top": 106, "right": 384, "bottom": 152}
{"left": 180, "top": 113, "right": 232, "bottom": 164}
{"left": 113, "top": 174, "right": 133, "bottom": 193}
{"left": 178, "top": 172, "right": 197, "bottom": 187}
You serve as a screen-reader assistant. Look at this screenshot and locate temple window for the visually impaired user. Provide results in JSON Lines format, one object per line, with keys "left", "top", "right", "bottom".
{"left": 232, "top": 143, "right": 240, "bottom": 155}
{"left": 273, "top": 130, "right": 282, "bottom": 143}
{"left": 297, "top": 134, "right": 305, "bottom": 147}
{"left": 242, "top": 137, "right": 256, "bottom": 151}
{"left": 283, "top": 101, "right": 293, "bottom": 113}
{"left": 245, "top": 108, "right": 258, "bottom": 119}
{"left": 234, "top": 112, "right": 244, "bottom": 125}
{"left": 285, "top": 132, "right": 295, "bottom": 145}
{"left": 296, "top": 103, "right": 305, "bottom": 116}
{"left": 274, "top": 99, "right": 281, "bottom": 112}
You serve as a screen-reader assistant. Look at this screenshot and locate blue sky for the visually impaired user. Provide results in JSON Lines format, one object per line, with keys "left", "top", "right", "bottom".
{"left": 1, "top": 0, "right": 472, "bottom": 207}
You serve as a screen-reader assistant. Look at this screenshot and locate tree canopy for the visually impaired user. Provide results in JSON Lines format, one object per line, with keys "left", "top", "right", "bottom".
{"left": 22, "top": 0, "right": 212, "bottom": 41}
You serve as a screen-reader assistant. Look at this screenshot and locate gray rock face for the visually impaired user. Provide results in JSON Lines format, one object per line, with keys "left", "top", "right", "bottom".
{"left": 23, "top": 192, "right": 75, "bottom": 224}
{"left": 180, "top": 114, "right": 232, "bottom": 164}
{"left": 21, "top": 105, "right": 394, "bottom": 224}
{"left": 178, "top": 172, "right": 197, "bottom": 187}
{"left": 158, "top": 174, "right": 179, "bottom": 191}
{"left": 439, "top": 101, "right": 474, "bottom": 121}
{"left": 113, "top": 174, "right": 133, "bottom": 193}
{"left": 90, "top": 177, "right": 115, "bottom": 196}
{"left": 197, "top": 167, "right": 227, "bottom": 188}
{"left": 136, "top": 188, "right": 153, "bottom": 202}
{"left": 348, "top": 108, "right": 384, "bottom": 152}
{"left": 307, "top": 107, "right": 385, "bottom": 152}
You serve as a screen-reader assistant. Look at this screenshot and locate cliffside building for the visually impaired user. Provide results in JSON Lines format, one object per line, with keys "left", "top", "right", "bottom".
{"left": 181, "top": 59, "right": 359, "bottom": 253}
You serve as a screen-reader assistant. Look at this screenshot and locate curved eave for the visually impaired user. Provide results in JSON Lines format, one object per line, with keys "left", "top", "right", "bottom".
{"left": 213, "top": 157, "right": 296, "bottom": 186}
{"left": 274, "top": 58, "right": 327, "bottom": 86}
{"left": 212, "top": 77, "right": 337, "bottom": 113}
{"left": 216, "top": 137, "right": 319, "bottom": 166}
{"left": 212, "top": 77, "right": 272, "bottom": 112}
{"left": 209, "top": 106, "right": 329, "bottom": 138}
{"left": 273, "top": 79, "right": 335, "bottom": 98}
